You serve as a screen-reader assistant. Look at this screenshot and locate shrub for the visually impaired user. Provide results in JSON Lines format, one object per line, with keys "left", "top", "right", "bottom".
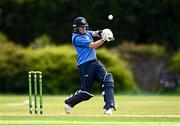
{"left": 97, "top": 49, "right": 139, "bottom": 93}
{"left": 0, "top": 40, "right": 138, "bottom": 94}
{"left": 30, "top": 34, "right": 53, "bottom": 48}
{"left": 168, "top": 50, "right": 180, "bottom": 72}
{"left": 115, "top": 42, "right": 166, "bottom": 59}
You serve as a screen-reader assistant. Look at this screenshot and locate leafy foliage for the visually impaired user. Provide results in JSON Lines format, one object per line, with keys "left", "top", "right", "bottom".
{"left": 115, "top": 42, "right": 166, "bottom": 59}
{"left": 0, "top": 37, "right": 138, "bottom": 94}
{"left": 168, "top": 51, "right": 180, "bottom": 72}
{"left": 0, "top": 0, "right": 180, "bottom": 50}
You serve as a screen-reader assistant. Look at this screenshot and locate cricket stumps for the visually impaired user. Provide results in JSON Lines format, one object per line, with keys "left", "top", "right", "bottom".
{"left": 28, "top": 71, "right": 43, "bottom": 114}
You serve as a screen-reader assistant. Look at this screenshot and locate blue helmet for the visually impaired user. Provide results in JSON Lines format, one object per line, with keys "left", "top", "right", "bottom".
{"left": 73, "top": 17, "right": 89, "bottom": 32}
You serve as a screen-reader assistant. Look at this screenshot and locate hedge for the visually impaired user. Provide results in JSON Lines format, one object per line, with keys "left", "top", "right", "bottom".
{"left": 168, "top": 50, "right": 180, "bottom": 72}
{"left": 0, "top": 36, "right": 138, "bottom": 94}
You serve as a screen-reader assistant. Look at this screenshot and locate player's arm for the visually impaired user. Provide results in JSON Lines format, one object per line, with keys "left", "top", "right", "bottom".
{"left": 89, "top": 39, "right": 105, "bottom": 49}
{"left": 74, "top": 36, "right": 105, "bottom": 48}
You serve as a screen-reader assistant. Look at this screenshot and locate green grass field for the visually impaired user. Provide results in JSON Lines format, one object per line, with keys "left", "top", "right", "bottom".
{"left": 0, "top": 95, "right": 180, "bottom": 126}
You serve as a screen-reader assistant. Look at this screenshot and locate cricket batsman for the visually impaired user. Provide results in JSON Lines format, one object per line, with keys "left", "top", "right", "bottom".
{"left": 64, "top": 17, "right": 116, "bottom": 115}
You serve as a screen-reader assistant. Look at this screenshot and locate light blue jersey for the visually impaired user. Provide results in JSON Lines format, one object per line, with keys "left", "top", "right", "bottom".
{"left": 72, "top": 31, "right": 97, "bottom": 65}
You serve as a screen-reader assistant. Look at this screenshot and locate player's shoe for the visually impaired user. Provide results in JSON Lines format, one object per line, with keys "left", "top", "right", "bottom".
{"left": 104, "top": 106, "right": 117, "bottom": 115}
{"left": 104, "top": 108, "right": 112, "bottom": 115}
{"left": 64, "top": 104, "right": 72, "bottom": 114}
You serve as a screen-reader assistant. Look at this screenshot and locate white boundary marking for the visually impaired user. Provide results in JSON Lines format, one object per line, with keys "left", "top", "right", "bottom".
{"left": 113, "top": 115, "right": 180, "bottom": 118}
{"left": 3, "top": 100, "right": 30, "bottom": 106}
{"left": 68, "top": 114, "right": 180, "bottom": 118}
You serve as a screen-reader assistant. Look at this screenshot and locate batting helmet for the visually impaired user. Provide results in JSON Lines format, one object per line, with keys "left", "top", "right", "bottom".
{"left": 73, "top": 17, "right": 89, "bottom": 32}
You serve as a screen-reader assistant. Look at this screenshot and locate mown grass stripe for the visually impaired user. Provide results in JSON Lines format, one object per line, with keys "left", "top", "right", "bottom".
{"left": 0, "top": 121, "right": 180, "bottom": 126}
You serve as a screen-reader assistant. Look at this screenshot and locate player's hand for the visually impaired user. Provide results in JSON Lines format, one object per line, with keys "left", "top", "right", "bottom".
{"left": 101, "top": 29, "right": 115, "bottom": 42}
